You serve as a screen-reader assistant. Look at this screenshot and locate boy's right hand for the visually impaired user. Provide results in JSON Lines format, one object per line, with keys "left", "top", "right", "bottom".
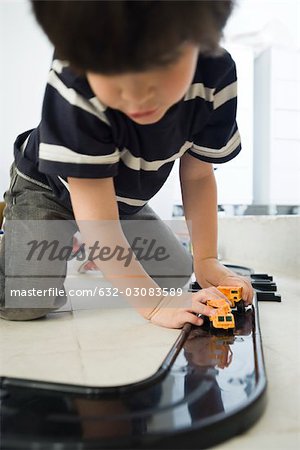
{"left": 148, "top": 287, "right": 228, "bottom": 329}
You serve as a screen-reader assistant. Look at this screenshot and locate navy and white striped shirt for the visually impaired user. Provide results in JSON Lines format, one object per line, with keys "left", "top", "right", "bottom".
{"left": 14, "top": 50, "right": 241, "bottom": 215}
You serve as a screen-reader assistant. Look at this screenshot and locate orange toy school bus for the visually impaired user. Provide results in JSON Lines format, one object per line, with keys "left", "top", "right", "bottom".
{"left": 217, "top": 286, "right": 243, "bottom": 308}
{"left": 207, "top": 298, "right": 235, "bottom": 330}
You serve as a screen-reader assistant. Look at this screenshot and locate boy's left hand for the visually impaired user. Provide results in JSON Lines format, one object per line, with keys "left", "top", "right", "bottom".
{"left": 195, "top": 258, "right": 254, "bottom": 305}
{"left": 216, "top": 274, "right": 253, "bottom": 305}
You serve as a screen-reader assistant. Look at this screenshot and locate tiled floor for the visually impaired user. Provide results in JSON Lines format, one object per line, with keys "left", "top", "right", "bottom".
{"left": 0, "top": 264, "right": 181, "bottom": 386}
{"left": 0, "top": 305, "right": 180, "bottom": 386}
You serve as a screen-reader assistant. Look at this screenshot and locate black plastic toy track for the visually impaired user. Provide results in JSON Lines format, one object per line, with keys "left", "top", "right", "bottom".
{"left": 0, "top": 265, "right": 270, "bottom": 449}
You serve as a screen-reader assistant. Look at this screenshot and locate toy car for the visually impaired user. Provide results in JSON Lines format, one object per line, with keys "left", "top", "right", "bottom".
{"left": 207, "top": 298, "right": 235, "bottom": 330}
{"left": 217, "top": 286, "right": 245, "bottom": 312}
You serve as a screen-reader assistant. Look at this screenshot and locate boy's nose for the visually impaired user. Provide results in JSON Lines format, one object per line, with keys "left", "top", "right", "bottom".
{"left": 120, "top": 82, "right": 154, "bottom": 105}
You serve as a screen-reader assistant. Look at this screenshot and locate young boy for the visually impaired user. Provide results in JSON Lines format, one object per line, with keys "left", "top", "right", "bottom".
{"left": 0, "top": 0, "right": 253, "bottom": 328}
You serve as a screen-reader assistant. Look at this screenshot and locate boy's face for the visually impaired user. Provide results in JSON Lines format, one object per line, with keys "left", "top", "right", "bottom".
{"left": 86, "top": 43, "right": 199, "bottom": 125}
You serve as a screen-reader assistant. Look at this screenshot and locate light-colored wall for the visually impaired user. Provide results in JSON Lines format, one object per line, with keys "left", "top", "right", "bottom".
{"left": 214, "top": 44, "right": 254, "bottom": 205}
{"left": 253, "top": 47, "right": 300, "bottom": 204}
{"left": 0, "top": 0, "right": 53, "bottom": 197}
{"left": 225, "top": 0, "right": 300, "bottom": 49}
{"left": 218, "top": 215, "right": 300, "bottom": 277}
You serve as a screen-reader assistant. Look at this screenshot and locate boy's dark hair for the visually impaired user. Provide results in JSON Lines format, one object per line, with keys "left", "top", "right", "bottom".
{"left": 31, "top": 0, "right": 235, "bottom": 74}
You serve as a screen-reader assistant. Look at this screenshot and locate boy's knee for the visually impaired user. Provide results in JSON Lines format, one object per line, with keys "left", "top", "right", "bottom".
{"left": 0, "top": 291, "right": 68, "bottom": 321}
{"left": 0, "top": 292, "right": 68, "bottom": 321}
{"left": 0, "top": 307, "right": 53, "bottom": 321}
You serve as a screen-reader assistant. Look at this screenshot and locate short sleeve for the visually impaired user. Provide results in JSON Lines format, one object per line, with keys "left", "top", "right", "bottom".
{"left": 38, "top": 60, "right": 119, "bottom": 178}
{"left": 187, "top": 54, "right": 241, "bottom": 164}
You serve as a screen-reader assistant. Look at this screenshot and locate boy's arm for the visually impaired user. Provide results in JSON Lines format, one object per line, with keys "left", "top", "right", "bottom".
{"left": 68, "top": 176, "right": 160, "bottom": 318}
{"left": 67, "top": 176, "right": 224, "bottom": 326}
{"left": 179, "top": 152, "right": 253, "bottom": 304}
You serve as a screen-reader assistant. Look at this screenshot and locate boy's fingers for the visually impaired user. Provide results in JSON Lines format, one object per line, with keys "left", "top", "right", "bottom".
{"left": 150, "top": 310, "right": 203, "bottom": 328}
{"left": 221, "top": 275, "right": 254, "bottom": 305}
{"left": 192, "top": 289, "right": 229, "bottom": 310}
{"left": 193, "top": 287, "right": 227, "bottom": 302}
{"left": 184, "top": 312, "right": 204, "bottom": 327}
{"left": 235, "top": 277, "right": 254, "bottom": 304}
{"left": 243, "top": 284, "right": 254, "bottom": 305}
{"left": 191, "top": 303, "right": 216, "bottom": 317}
{"left": 191, "top": 287, "right": 231, "bottom": 316}
{"left": 246, "top": 282, "right": 254, "bottom": 303}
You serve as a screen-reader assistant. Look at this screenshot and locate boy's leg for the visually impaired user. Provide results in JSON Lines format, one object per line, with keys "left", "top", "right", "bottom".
{"left": 120, "top": 205, "right": 193, "bottom": 289}
{"left": 0, "top": 164, "right": 77, "bottom": 321}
